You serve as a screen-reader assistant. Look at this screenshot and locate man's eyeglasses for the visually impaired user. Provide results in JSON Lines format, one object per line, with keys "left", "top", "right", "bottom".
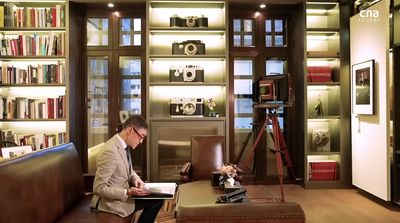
{"left": 131, "top": 126, "right": 146, "bottom": 140}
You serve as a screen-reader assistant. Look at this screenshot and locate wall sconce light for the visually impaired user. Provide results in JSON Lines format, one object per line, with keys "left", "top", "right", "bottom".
{"left": 255, "top": 11, "right": 260, "bottom": 17}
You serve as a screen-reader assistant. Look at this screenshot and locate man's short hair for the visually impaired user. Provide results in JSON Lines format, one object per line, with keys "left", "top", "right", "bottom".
{"left": 122, "top": 115, "right": 148, "bottom": 130}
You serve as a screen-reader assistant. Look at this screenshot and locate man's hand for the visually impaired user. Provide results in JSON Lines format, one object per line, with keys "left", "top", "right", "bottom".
{"left": 127, "top": 187, "right": 151, "bottom": 196}
{"left": 134, "top": 177, "right": 146, "bottom": 189}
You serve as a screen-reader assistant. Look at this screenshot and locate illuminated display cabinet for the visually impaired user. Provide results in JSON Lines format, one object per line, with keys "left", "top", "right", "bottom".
{"left": 0, "top": 0, "right": 67, "bottom": 152}
{"left": 305, "top": 0, "right": 350, "bottom": 188}
{"left": 147, "top": 0, "right": 228, "bottom": 181}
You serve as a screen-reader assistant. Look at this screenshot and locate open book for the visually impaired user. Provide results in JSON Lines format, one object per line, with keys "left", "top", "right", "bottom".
{"left": 131, "top": 182, "right": 177, "bottom": 199}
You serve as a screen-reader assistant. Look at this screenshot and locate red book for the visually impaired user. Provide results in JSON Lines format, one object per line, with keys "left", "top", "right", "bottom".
{"left": 307, "top": 66, "right": 332, "bottom": 82}
{"left": 47, "top": 98, "right": 54, "bottom": 119}
{"left": 309, "top": 161, "right": 338, "bottom": 181}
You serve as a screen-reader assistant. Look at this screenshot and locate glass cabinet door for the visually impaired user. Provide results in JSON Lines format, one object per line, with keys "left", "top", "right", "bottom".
{"left": 233, "top": 59, "right": 254, "bottom": 165}
{"left": 119, "top": 56, "right": 142, "bottom": 117}
{"left": 87, "top": 56, "right": 109, "bottom": 148}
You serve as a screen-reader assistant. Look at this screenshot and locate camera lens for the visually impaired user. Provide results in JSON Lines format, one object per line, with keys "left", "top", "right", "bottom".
{"left": 184, "top": 43, "right": 197, "bottom": 55}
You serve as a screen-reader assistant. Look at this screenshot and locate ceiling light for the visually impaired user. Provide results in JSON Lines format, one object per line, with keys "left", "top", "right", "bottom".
{"left": 107, "top": 3, "right": 114, "bottom": 8}
{"left": 260, "top": 4, "right": 266, "bottom": 9}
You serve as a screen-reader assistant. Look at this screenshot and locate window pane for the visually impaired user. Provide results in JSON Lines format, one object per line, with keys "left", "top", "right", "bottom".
{"left": 234, "top": 35, "right": 241, "bottom": 46}
{"left": 234, "top": 60, "right": 253, "bottom": 76}
{"left": 120, "top": 56, "right": 142, "bottom": 116}
{"left": 244, "top": 19, "right": 252, "bottom": 32}
{"left": 243, "top": 35, "right": 253, "bottom": 46}
{"left": 87, "top": 56, "right": 109, "bottom": 148}
{"left": 119, "top": 18, "right": 142, "bottom": 46}
{"left": 87, "top": 18, "right": 109, "bottom": 46}
{"left": 266, "top": 60, "right": 285, "bottom": 75}
{"left": 121, "top": 18, "right": 131, "bottom": 31}
{"left": 266, "top": 35, "right": 272, "bottom": 47}
{"left": 265, "top": 20, "right": 272, "bottom": 32}
{"left": 133, "top": 18, "right": 141, "bottom": 31}
{"left": 233, "top": 19, "right": 241, "bottom": 32}
{"left": 234, "top": 79, "right": 252, "bottom": 95}
{"left": 275, "top": 20, "right": 283, "bottom": 32}
{"left": 122, "top": 34, "right": 131, "bottom": 45}
{"left": 133, "top": 34, "right": 141, "bottom": 46}
{"left": 275, "top": 35, "right": 284, "bottom": 46}
{"left": 235, "top": 117, "right": 253, "bottom": 129}
{"left": 234, "top": 98, "right": 253, "bottom": 114}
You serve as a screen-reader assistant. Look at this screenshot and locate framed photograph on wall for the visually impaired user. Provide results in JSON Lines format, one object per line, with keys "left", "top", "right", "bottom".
{"left": 352, "top": 59, "right": 375, "bottom": 115}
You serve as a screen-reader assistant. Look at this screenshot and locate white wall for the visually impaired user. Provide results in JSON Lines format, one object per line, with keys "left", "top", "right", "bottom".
{"left": 350, "top": 0, "right": 391, "bottom": 201}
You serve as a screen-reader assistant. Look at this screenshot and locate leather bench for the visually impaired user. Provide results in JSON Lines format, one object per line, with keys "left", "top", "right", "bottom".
{"left": 176, "top": 181, "right": 305, "bottom": 223}
{"left": 0, "top": 142, "right": 135, "bottom": 223}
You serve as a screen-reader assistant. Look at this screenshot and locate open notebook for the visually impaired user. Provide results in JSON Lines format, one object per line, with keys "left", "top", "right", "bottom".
{"left": 131, "top": 182, "right": 177, "bottom": 199}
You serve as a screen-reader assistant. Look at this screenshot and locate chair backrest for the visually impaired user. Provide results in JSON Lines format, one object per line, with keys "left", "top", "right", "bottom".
{"left": 191, "top": 135, "right": 225, "bottom": 181}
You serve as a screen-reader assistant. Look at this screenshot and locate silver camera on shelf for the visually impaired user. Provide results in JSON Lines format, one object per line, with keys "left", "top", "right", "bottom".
{"left": 170, "top": 98, "right": 204, "bottom": 116}
{"left": 169, "top": 65, "right": 204, "bottom": 82}
{"left": 170, "top": 15, "right": 208, "bottom": 28}
{"left": 172, "top": 40, "right": 206, "bottom": 55}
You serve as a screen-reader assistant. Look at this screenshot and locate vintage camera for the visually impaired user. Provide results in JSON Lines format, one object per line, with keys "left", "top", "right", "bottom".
{"left": 170, "top": 15, "right": 208, "bottom": 28}
{"left": 216, "top": 187, "right": 247, "bottom": 204}
{"left": 169, "top": 65, "right": 204, "bottom": 82}
{"left": 170, "top": 98, "right": 204, "bottom": 116}
{"left": 172, "top": 40, "right": 205, "bottom": 55}
{"left": 253, "top": 73, "right": 290, "bottom": 103}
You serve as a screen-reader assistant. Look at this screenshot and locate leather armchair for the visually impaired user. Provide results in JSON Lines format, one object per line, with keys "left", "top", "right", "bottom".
{"left": 180, "top": 135, "right": 225, "bottom": 183}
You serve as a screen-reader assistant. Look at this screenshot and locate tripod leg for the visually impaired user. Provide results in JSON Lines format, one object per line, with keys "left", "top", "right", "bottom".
{"left": 271, "top": 116, "right": 285, "bottom": 202}
{"left": 275, "top": 119, "right": 296, "bottom": 180}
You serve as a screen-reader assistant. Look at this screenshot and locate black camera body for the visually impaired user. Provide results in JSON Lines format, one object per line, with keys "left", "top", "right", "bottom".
{"left": 253, "top": 73, "right": 290, "bottom": 103}
{"left": 170, "top": 98, "right": 204, "bottom": 116}
{"left": 170, "top": 15, "right": 208, "bottom": 28}
{"left": 216, "top": 187, "right": 247, "bottom": 204}
{"left": 169, "top": 65, "right": 204, "bottom": 82}
{"left": 172, "top": 40, "right": 205, "bottom": 55}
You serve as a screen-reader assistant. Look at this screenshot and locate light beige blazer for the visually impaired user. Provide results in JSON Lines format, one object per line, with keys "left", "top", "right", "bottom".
{"left": 91, "top": 134, "right": 140, "bottom": 217}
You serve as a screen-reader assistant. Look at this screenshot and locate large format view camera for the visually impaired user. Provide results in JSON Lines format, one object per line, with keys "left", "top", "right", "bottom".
{"left": 253, "top": 73, "right": 290, "bottom": 103}
{"left": 169, "top": 65, "right": 204, "bottom": 82}
{"left": 170, "top": 15, "right": 208, "bottom": 28}
{"left": 172, "top": 40, "right": 205, "bottom": 55}
{"left": 170, "top": 98, "right": 204, "bottom": 116}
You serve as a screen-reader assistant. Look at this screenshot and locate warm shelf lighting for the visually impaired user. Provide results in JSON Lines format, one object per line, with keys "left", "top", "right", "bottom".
{"left": 108, "top": 3, "right": 114, "bottom": 8}
{"left": 306, "top": 9, "right": 327, "bottom": 15}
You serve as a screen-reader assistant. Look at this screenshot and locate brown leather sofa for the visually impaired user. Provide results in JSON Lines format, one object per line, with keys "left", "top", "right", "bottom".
{"left": 0, "top": 142, "right": 134, "bottom": 223}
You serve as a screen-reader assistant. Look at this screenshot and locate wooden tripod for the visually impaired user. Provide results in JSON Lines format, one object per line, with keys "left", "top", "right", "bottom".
{"left": 242, "top": 107, "right": 295, "bottom": 202}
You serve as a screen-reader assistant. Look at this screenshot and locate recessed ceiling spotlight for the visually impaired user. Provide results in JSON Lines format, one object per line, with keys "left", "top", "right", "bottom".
{"left": 260, "top": 4, "right": 266, "bottom": 9}
{"left": 108, "top": 3, "right": 114, "bottom": 8}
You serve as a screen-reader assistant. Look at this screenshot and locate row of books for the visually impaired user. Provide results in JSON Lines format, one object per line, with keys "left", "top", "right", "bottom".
{"left": 307, "top": 66, "right": 332, "bottom": 82}
{"left": 0, "top": 63, "right": 65, "bottom": 84}
{"left": 0, "top": 96, "right": 66, "bottom": 120}
{"left": 0, "top": 33, "right": 64, "bottom": 56}
{"left": 0, "top": 130, "right": 66, "bottom": 151}
{"left": 0, "top": 4, "right": 65, "bottom": 28}
{"left": 309, "top": 160, "right": 338, "bottom": 181}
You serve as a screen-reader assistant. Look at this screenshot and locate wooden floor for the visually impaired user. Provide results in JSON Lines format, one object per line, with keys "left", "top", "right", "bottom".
{"left": 245, "top": 184, "right": 400, "bottom": 223}
{"left": 154, "top": 184, "right": 400, "bottom": 223}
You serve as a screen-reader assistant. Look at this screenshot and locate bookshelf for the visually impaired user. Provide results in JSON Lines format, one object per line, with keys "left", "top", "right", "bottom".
{"left": 305, "top": 0, "right": 351, "bottom": 188}
{"left": 147, "top": 0, "right": 228, "bottom": 181}
{"left": 0, "top": 0, "right": 67, "bottom": 155}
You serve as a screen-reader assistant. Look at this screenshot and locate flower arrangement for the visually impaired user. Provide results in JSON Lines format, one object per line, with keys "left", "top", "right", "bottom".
{"left": 219, "top": 163, "right": 242, "bottom": 179}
